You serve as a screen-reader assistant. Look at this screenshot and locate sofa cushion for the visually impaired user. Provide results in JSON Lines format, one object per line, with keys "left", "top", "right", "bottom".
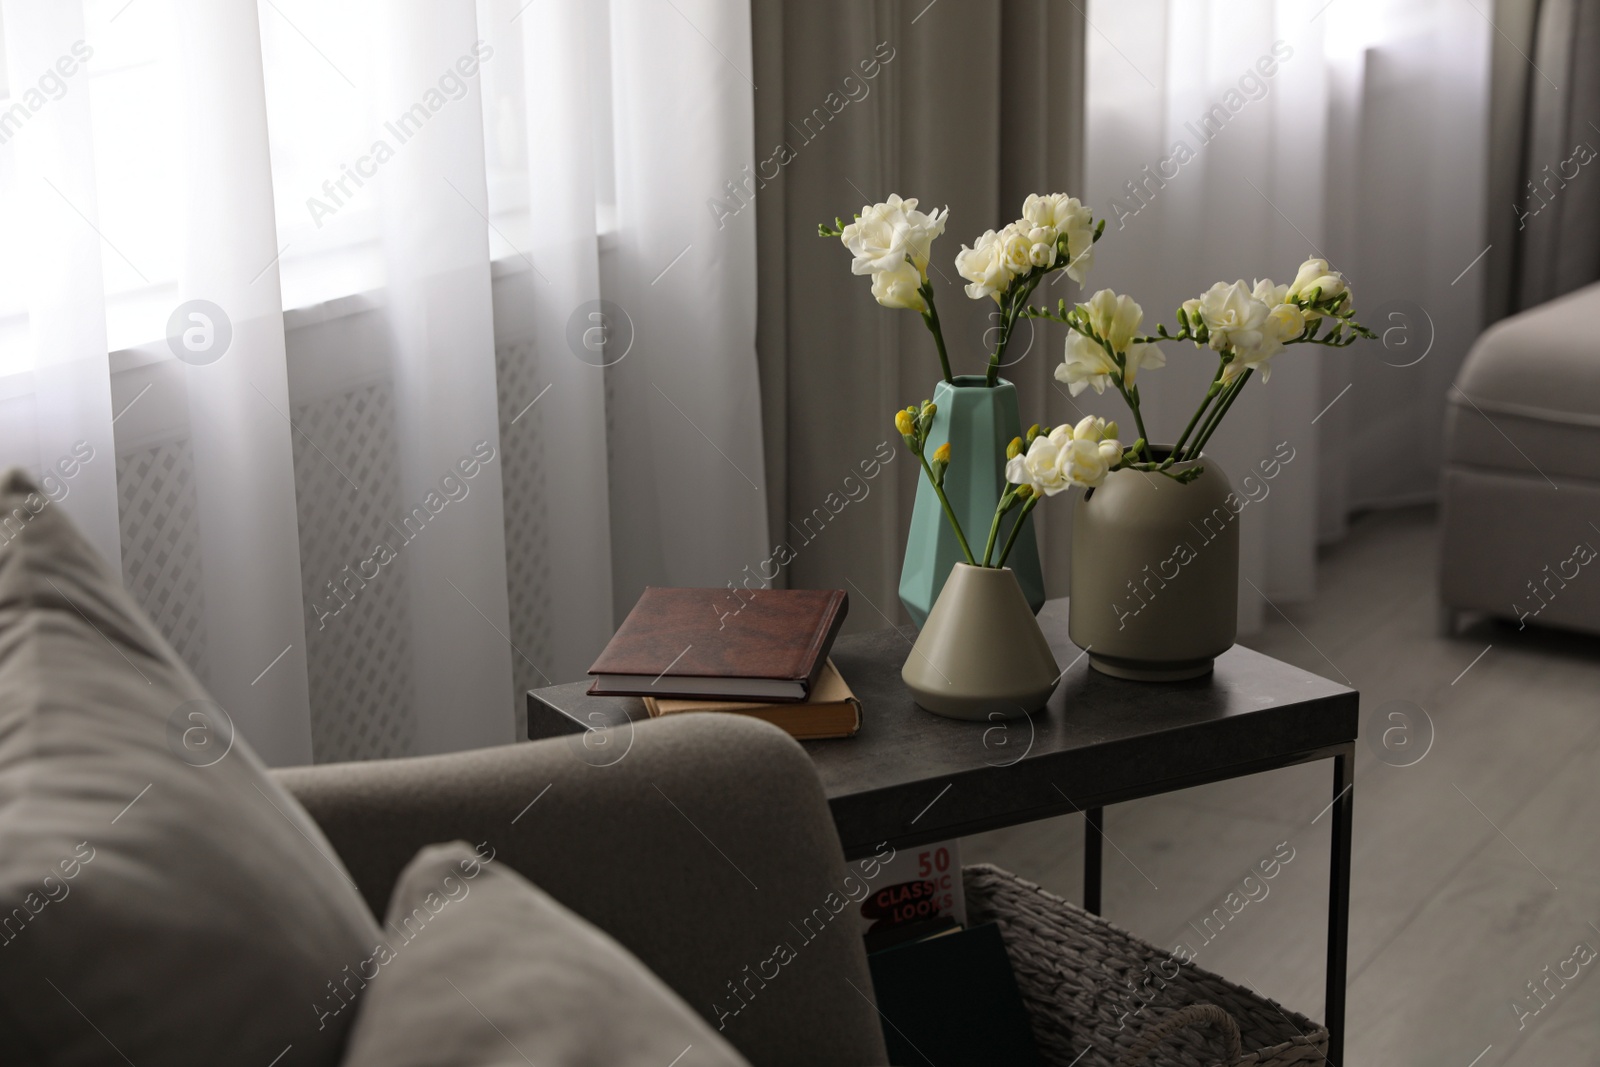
{"left": 1446, "top": 280, "right": 1600, "bottom": 482}
{"left": 0, "top": 469, "right": 381, "bottom": 1065}
{"left": 339, "top": 841, "right": 752, "bottom": 1067}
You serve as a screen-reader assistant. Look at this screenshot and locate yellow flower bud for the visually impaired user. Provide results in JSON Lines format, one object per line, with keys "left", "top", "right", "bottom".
{"left": 1103, "top": 421, "right": 1119, "bottom": 441}
{"left": 933, "top": 442, "right": 951, "bottom": 464}
{"left": 1014, "top": 484, "right": 1034, "bottom": 501}
{"left": 1026, "top": 423, "right": 1043, "bottom": 443}
{"left": 922, "top": 401, "right": 937, "bottom": 418}
{"left": 895, "top": 410, "right": 914, "bottom": 436}
{"left": 1006, "top": 436, "right": 1023, "bottom": 459}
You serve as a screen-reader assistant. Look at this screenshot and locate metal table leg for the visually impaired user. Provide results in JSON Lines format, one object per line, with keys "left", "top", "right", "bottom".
{"left": 1084, "top": 806, "right": 1104, "bottom": 915}
{"left": 1325, "top": 747, "right": 1354, "bottom": 1065}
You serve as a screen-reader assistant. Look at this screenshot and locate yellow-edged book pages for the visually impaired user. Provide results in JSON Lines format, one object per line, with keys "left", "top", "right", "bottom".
{"left": 642, "top": 659, "right": 860, "bottom": 739}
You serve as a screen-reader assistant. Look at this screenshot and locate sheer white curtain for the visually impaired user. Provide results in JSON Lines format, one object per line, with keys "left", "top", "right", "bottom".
{"left": 1083, "top": 0, "right": 1490, "bottom": 622}
{"left": 367, "top": 4, "right": 514, "bottom": 755}
{"left": 0, "top": 0, "right": 121, "bottom": 569}
{"left": 604, "top": 0, "right": 766, "bottom": 611}
{"left": 0, "top": 0, "right": 766, "bottom": 765}
{"left": 175, "top": 0, "right": 315, "bottom": 764}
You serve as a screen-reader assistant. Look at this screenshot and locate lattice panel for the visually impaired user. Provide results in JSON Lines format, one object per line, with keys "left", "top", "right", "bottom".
{"left": 116, "top": 441, "right": 209, "bottom": 683}
{"left": 290, "top": 381, "right": 416, "bottom": 763}
{"left": 495, "top": 338, "right": 554, "bottom": 703}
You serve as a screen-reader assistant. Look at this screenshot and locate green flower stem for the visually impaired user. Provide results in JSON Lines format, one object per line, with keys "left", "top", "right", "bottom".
{"left": 1109, "top": 374, "right": 1152, "bottom": 463}
{"left": 1023, "top": 306, "right": 1071, "bottom": 325}
{"left": 1186, "top": 379, "right": 1237, "bottom": 459}
{"left": 1190, "top": 367, "right": 1253, "bottom": 455}
{"left": 917, "top": 453, "right": 977, "bottom": 565}
{"left": 919, "top": 279, "right": 954, "bottom": 384}
{"left": 1130, "top": 328, "right": 1198, "bottom": 345}
{"left": 1128, "top": 384, "right": 1153, "bottom": 461}
{"left": 1121, "top": 462, "right": 1205, "bottom": 483}
{"left": 995, "top": 494, "right": 1041, "bottom": 569}
{"left": 1168, "top": 357, "right": 1230, "bottom": 463}
{"left": 1190, "top": 372, "right": 1244, "bottom": 452}
{"left": 981, "top": 488, "right": 1019, "bottom": 567}
{"left": 1168, "top": 391, "right": 1219, "bottom": 465}
{"left": 988, "top": 274, "right": 1044, "bottom": 388}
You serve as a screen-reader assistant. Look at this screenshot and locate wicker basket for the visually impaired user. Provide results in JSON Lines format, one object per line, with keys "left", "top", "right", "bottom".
{"left": 963, "top": 864, "right": 1329, "bottom": 1067}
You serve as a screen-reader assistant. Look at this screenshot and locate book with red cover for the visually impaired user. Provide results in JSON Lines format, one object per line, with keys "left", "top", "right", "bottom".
{"left": 587, "top": 587, "right": 848, "bottom": 702}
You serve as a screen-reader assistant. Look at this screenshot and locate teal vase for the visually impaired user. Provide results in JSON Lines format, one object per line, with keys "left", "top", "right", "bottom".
{"left": 899, "top": 376, "right": 1046, "bottom": 626}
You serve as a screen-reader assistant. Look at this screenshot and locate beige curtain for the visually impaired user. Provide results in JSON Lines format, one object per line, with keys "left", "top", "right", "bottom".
{"left": 1486, "top": 0, "right": 1541, "bottom": 326}
{"left": 1491, "top": 0, "right": 1600, "bottom": 320}
{"left": 751, "top": 0, "right": 1085, "bottom": 627}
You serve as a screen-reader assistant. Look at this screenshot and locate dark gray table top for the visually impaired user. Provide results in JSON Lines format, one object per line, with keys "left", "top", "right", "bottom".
{"left": 526, "top": 598, "right": 1359, "bottom": 858}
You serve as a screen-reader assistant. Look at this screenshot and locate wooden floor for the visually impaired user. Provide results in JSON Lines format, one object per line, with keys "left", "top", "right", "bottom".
{"left": 963, "top": 506, "right": 1600, "bottom": 1066}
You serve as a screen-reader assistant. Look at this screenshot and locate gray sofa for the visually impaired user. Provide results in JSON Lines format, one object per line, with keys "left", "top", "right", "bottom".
{"left": 272, "top": 714, "right": 890, "bottom": 1067}
{"left": 1439, "top": 280, "right": 1600, "bottom": 636}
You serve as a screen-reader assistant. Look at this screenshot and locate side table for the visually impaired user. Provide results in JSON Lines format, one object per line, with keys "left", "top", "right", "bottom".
{"left": 527, "top": 598, "right": 1358, "bottom": 1064}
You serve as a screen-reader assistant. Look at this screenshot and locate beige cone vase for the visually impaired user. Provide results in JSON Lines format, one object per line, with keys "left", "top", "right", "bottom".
{"left": 902, "top": 563, "right": 1061, "bottom": 721}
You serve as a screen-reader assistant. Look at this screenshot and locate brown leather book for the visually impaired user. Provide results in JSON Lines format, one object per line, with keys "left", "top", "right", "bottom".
{"left": 587, "top": 587, "right": 848, "bottom": 701}
{"left": 641, "top": 660, "right": 861, "bottom": 739}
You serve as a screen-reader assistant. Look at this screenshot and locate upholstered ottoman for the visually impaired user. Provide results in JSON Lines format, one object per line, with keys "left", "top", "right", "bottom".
{"left": 1439, "top": 281, "right": 1600, "bottom": 636}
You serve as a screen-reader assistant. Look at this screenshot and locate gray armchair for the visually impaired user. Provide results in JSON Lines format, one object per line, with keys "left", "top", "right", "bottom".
{"left": 1439, "top": 281, "right": 1600, "bottom": 636}
{"left": 271, "top": 714, "right": 890, "bottom": 1067}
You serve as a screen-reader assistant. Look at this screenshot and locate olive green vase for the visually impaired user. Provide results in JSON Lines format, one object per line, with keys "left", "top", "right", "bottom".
{"left": 898, "top": 376, "right": 1046, "bottom": 627}
{"left": 902, "top": 563, "right": 1060, "bottom": 720}
{"left": 1069, "top": 450, "right": 1239, "bottom": 681}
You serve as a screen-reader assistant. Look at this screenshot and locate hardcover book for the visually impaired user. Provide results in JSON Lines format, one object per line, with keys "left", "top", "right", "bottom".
{"left": 641, "top": 659, "right": 861, "bottom": 739}
{"left": 587, "top": 587, "right": 848, "bottom": 702}
{"left": 856, "top": 839, "right": 967, "bottom": 952}
{"left": 868, "top": 922, "right": 1046, "bottom": 1066}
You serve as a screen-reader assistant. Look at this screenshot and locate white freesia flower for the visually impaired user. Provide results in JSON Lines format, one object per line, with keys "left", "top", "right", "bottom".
{"left": 1023, "top": 193, "right": 1095, "bottom": 283}
{"left": 871, "top": 260, "right": 928, "bottom": 312}
{"left": 1063, "top": 434, "right": 1122, "bottom": 487}
{"left": 1000, "top": 225, "right": 1034, "bottom": 275}
{"left": 1198, "top": 280, "right": 1277, "bottom": 358}
{"left": 1063, "top": 236, "right": 1095, "bottom": 283}
{"left": 901, "top": 201, "right": 948, "bottom": 274}
{"left": 1055, "top": 330, "right": 1117, "bottom": 396}
{"left": 1005, "top": 417, "right": 1121, "bottom": 493}
{"left": 1222, "top": 302, "right": 1312, "bottom": 382}
{"left": 1215, "top": 302, "right": 1306, "bottom": 383}
{"left": 1286, "top": 257, "right": 1348, "bottom": 308}
{"left": 1194, "top": 278, "right": 1315, "bottom": 382}
{"left": 953, "top": 193, "right": 1097, "bottom": 301}
{"left": 1265, "top": 302, "right": 1306, "bottom": 344}
{"left": 1258, "top": 276, "right": 1319, "bottom": 327}
{"left": 840, "top": 199, "right": 910, "bottom": 275}
{"left": 1006, "top": 429, "right": 1072, "bottom": 495}
{"left": 1062, "top": 416, "right": 1123, "bottom": 488}
{"left": 1023, "top": 226, "right": 1058, "bottom": 268}
{"left": 840, "top": 194, "right": 948, "bottom": 276}
{"left": 1230, "top": 335, "right": 1284, "bottom": 376}
{"left": 1071, "top": 414, "right": 1107, "bottom": 438}
{"left": 1124, "top": 341, "right": 1166, "bottom": 385}
{"left": 1055, "top": 291, "right": 1166, "bottom": 396}
{"left": 1083, "top": 289, "right": 1144, "bottom": 353}
{"left": 1056, "top": 335, "right": 1171, "bottom": 398}
{"left": 1252, "top": 279, "right": 1289, "bottom": 307}
{"left": 955, "top": 229, "right": 1015, "bottom": 302}
{"left": 1181, "top": 297, "right": 1205, "bottom": 335}
{"left": 1021, "top": 192, "right": 1073, "bottom": 232}
{"left": 1219, "top": 303, "right": 1305, "bottom": 382}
